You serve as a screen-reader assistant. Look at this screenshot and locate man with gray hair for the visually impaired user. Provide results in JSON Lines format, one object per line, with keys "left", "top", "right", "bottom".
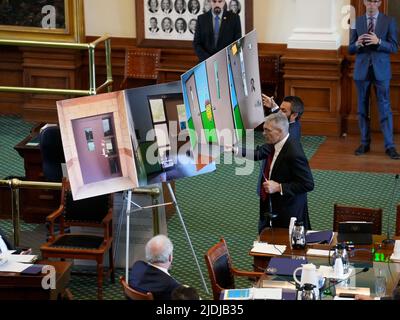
{"left": 129, "top": 234, "right": 180, "bottom": 299}
{"left": 234, "top": 112, "right": 314, "bottom": 233}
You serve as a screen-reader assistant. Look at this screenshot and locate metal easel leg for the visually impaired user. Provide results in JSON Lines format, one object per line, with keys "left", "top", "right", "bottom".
{"left": 166, "top": 182, "right": 209, "bottom": 294}
{"left": 113, "top": 190, "right": 127, "bottom": 265}
{"left": 125, "top": 190, "right": 133, "bottom": 281}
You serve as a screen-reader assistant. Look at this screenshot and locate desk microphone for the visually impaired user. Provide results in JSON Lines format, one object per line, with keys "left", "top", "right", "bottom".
{"left": 382, "top": 174, "right": 399, "bottom": 245}
{"left": 321, "top": 267, "right": 369, "bottom": 298}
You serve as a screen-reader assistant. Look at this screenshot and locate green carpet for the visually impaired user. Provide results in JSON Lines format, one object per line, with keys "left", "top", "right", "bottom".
{"left": 0, "top": 115, "right": 398, "bottom": 300}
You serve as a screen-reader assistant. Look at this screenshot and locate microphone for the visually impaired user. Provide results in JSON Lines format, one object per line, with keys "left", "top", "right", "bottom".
{"left": 321, "top": 267, "right": 369, "bottom": 298}
{"left": 382, "top": 174, "right": 399, "bottom": 245}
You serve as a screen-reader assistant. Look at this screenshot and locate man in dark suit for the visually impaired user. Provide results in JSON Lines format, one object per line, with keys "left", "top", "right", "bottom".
{"left": 193, "top": 0, "right": 241, "bottom": 61}
{"left": 129, "top": 235, "right": 180, "bottom": 300}
{"left": 262, "top": 94, "right": 304, "bottom": 141}
{"left": 349, "top": 0, "right": 399, "bottom": 159}
{"left": 234, "top": 112, "right": 314, "bottom": 233}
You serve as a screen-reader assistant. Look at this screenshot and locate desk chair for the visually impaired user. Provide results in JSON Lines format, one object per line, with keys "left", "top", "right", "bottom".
{"left": 40, "top": 178, "right": 115, "bottom": 300}
{"left": 120, "top": 48, "right": 161, "bottom": 89}
{"left": 333, "top": 204, "right": 383, "bottom": 235}
{"left": 204, "top": 238, "right": 264, "bottom": 300}
{"left": 119, "top": 276, "right": 154, "bottom": 300}
{"left": 396, "top": 205, "right": 400, "bottom": 236}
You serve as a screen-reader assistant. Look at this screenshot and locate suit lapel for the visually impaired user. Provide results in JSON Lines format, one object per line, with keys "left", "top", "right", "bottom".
{"left": 374, "top": 13, "right": 384, "bottom": 38}
{"left": 361, "top": 15, "right": 368, "bottom": 34}
{"left": 270, "top": 139, "right": 290, "bottom": 178}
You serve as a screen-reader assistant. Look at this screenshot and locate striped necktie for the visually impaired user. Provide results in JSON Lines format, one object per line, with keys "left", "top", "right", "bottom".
{"left": 367, "top": 16, "right": 375, "bottom": 33}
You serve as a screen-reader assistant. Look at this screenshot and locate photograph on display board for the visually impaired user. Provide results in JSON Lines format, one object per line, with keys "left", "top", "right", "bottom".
{"left": 57, "top": 82, "right": 217, "bottom": 200}
{"left": 124, "top": 81, "right": 216, "bottom": 186}
{"left": 57, "top": 91, "right": 139, "bottom": 200}
{"left": 226, "top": 30, "right": 263, "bottom": 130}
{"left": 181, "top": 30, "right": 263, "bottom": 153}
{"left": 143, "top": 0, "right": 246, "bottom": 42}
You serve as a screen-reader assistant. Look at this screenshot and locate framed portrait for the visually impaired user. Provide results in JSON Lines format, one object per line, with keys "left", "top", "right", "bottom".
{"left": 136, "top": 0, "right": 253, "bottom": 48}
{"left": 0, "top": 0, "right": 84, "bottom": 43}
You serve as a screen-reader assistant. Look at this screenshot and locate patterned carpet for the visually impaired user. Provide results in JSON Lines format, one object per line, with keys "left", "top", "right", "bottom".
{"left": 0, "top": 115, "right": 398, "bottom": 300}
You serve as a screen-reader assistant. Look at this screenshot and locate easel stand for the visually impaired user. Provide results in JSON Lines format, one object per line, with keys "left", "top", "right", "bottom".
{"left": 121, "top": 183, "right": 209, "bottom": 294}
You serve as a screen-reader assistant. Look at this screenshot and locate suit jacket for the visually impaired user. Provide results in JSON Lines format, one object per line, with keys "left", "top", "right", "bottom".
{"left": 193, "top": 10, "right": 242, "bottom": 61}
{"left": 0, "top": 228, "right": 14, "bottom": 250}
{"left": 349, "top": 13, "right": 398, "bottom": 81}
{"left": 251, "top": 136, "right": 314, "bottom": 228}
{"left": 256, "top": 121, "right": 301, "bottom": 196}
{"left": 129, "top": 260, "right": 180, "bottom": 300}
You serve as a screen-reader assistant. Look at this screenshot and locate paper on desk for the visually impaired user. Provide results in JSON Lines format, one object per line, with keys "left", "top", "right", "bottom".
{"left": 0, "top": 261, "right": 33, "bottom": 273}
{"left": 333, "top": 296, "right": 355, "bottom": 300}
{"left": 251, "top": 243, "right": 286, "bottom": 255}
{"left": 5, "top": 254, "right": 37, "bottom": 263}
{"left": 307, "top": 249, "right": 334, "bottom": 257}
{"left": 318, "top": 266, "right": 354, "bottom": 280}
{"left": 252, "top": 288, "right": 282, "bottom": 300}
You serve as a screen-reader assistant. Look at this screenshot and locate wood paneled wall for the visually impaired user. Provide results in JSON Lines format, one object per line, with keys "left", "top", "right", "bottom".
{"left": 1, "top": 36, "right": 399, "bottom": 136}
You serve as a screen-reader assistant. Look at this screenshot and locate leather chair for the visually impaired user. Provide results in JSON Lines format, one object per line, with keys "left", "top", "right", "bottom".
{"left": 39, "top": 125, "right": 65, "bottom": 182}
{"left": 119, "top": 276, "right": 154, "bottom": 300}
{"left": 40, "top": 178, "right": 115, "bottom": 300}
{"left": 120, "top": 48, "right": 161, "bottom": 89}
{"left": 204, "top": 238, "right": 264, "bottom": 300}
{"left": 333, "top": 204, "right": 383, "bottom": 235}
{"left": 396, "top": 205, "right": 400, "bottom": 236}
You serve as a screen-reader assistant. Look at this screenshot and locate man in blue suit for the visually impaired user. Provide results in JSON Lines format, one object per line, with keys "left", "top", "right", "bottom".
{"left": 129, "top": 235, "right": 180, "bottom": 300}
{"left": 349, "top": 0, "right": 399, "bottom": 159}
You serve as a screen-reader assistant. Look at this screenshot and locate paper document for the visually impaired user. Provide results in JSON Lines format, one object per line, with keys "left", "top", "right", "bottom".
{"left": 251, "top": 242, "right": 286, "bottom": 255}
{"left": 307, "top": 249, "right": 334, "bottom": 257}
{"left": 262, "top": 280, "right": 296, "bottom": 290}
{"left": 318, "top": 266, "right": 354, "bottom": 280}
{"left": 335, "top": 286, "right": 370, "bottom": 296}
{"left": 252, "top": 288, "right": 282, "bottom": 300}
{"left": 0, "top": 261, "right": 33, "bottom": 273}
{"left": 5, "top": 254, "right": 38, "bottom": 263}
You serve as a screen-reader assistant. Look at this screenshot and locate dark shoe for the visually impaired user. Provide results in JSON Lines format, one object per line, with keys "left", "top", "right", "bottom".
{"left": 385, "top": 147, "right": 400, "bottom": 160}
{"left": 355, "top": 144, "right": 370, "bottom": 156}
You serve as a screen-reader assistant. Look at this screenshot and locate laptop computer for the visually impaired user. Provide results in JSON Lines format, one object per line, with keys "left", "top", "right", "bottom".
{"left": 337, "top": 221, "right": 373, "bottom": 245}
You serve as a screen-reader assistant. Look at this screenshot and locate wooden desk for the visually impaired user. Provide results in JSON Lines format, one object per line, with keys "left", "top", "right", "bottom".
{"left": 251, "top": 228, "right": 396, "bottom": 269}
{"left": 251, "top": 228, "right": 400, "bottom": 298}
{"left": 0, "top": 260, "right": 71, "bottom": 300}
{"left": 13, "top": 125, "right": 60, "bottom": 223}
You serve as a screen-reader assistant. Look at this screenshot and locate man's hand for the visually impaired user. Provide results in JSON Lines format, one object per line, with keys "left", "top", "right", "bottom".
{"left": 20, "top": 248, "right": 32, "bottom": 255}
{"left": 363, "top": 32, "right": 380, "bottom": 45}
{"left": 262, "top": 94, "right": 274, "bottom": 109}
{"left": 355, "top": 34, "right": 366, "bottom": 47}
{"left": 262, "top": 180, "right": 281, "bottom": 194}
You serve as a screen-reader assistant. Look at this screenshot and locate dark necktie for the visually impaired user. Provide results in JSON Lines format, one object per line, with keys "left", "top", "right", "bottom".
{"left": 260, "top": 147, "right": 275, "bottom": 201}
{"left": 214, "top": 15, "right": 220, "bottom": 46}
{"left": 368, "top": 16, "right": 374, "bottom": 33}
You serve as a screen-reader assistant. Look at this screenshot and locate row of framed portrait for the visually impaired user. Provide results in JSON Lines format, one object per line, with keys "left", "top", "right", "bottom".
{"left": 144, "top": 0, "right": 244, "bottom": 41}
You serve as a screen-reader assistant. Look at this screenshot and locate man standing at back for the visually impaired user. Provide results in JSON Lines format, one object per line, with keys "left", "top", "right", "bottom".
{"left": 349, "top": 0, "right": 399, "bottom": 159}
{"left": 129, "top": 234, "right": 180, "bottom": 300}
{"left": 193, "top": 0, "right": 241, "bottom": 62}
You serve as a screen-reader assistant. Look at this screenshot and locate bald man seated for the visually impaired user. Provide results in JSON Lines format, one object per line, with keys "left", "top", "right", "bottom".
{"left": 129, "top": 234, "right": 180, "bottom": 300}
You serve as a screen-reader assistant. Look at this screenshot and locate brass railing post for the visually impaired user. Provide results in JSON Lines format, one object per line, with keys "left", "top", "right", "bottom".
{"left": 10, "top": 179, "right": 20, "bottom": 247}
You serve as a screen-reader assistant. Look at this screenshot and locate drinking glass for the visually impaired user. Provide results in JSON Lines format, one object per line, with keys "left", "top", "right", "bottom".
{"left": 374, "top": 275, "right": 386, "bottom": 298}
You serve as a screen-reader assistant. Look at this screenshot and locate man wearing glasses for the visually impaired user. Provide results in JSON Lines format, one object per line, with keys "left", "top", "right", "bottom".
{"left": 349, "top": 0, "right": 399, "bottom": 159}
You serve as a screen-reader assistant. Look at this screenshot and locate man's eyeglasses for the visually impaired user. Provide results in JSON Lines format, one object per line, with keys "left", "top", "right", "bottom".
{"left": 366, "top": 0, "right": 381, "bottom": 4}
